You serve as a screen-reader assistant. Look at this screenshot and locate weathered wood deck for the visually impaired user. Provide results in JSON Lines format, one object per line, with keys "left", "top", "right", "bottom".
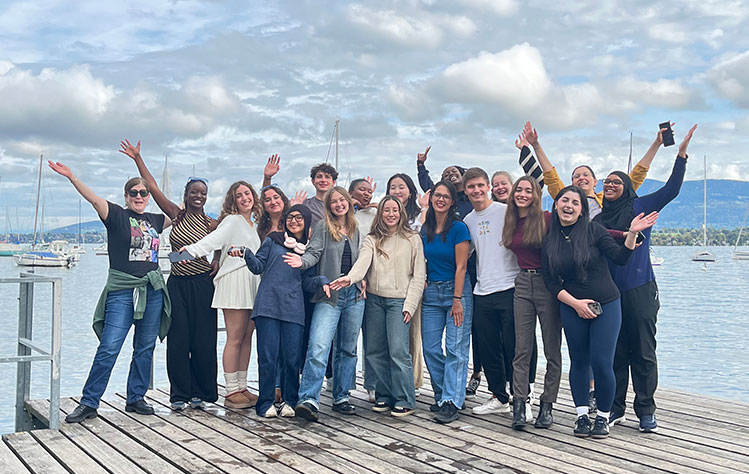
{"left": 3, "top": 371, "right": 748, "bottom": 473}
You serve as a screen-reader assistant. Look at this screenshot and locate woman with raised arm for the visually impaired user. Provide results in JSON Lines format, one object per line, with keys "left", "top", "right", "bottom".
{"left": 596, "top": 125, "right": 697, "bottom": 434}
{"left": 120, "top": 140, "right": 219, "bottom": 411}
{"left": 283, "top": 186, "right": 364, "bottom": 421}
{"left": 419, "top": 181, "right": 472, "bottom": 424}
{"left": 330, "top": 196, "right": 426, "bottom": 417}
{"left": 50, "top": 160, "right": 172, "bottom": 423}
{"left": 542, "top": 185, "right": 658, "bottom": 439}
{"left": 179, "top": 181, "right": 262, "bottom": 410}
{"left": 229, "top": 204, "right": 330, "bottom": 419}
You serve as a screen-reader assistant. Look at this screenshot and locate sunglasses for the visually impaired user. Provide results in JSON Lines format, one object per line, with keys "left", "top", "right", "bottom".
{"left": 187, "top": 176, "right": 209, "bottom": 186}
{"left": 127, "top": 189, "right": 150, "bottom": 198}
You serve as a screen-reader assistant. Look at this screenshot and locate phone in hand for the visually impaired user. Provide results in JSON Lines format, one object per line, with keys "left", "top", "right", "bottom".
{"left": 228, "top": 246, "right": 246, "bottom": 256}
{"left": 588, "top": 301, "right": 603, "bottom": 315}
{"left": 636, "top": 231, "right": 646, "bottom": 244}
{"left": 168, "top": 250, "right": 194, "bottom": 263}
{"left": 659, "top": 121, "right": 675, "bottom": 147}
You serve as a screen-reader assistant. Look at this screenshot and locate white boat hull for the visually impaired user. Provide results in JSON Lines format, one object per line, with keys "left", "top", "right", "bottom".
{"left": 14, "top": 252, "right": 75, "bottom": 267}
{"left": 691, "top": 250, "right": 716, "bottom": 262}
{"left": 733, "top": 251, "right": 749, "bottom": 260}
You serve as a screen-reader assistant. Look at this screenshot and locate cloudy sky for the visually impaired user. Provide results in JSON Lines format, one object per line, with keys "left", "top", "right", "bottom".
{"left": 1, "top": 0, "right": 748, "bottom": 230}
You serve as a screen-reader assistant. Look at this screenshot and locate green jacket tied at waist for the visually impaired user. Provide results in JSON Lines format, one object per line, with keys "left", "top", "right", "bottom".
{"left": 93, "top": 269, "right": 171, "bottom": 341}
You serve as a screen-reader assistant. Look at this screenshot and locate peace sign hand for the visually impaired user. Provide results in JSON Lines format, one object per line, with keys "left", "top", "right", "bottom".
{"left": 417, "top": 146, "right": 431, "bottom": 164}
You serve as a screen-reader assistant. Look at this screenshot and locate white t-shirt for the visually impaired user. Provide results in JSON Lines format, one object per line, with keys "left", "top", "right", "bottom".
{"left": 355, "top": 207, "right": 377, "bottom": 245}
{"left": 463, "top": 201, "right": 520, "bottom": 295}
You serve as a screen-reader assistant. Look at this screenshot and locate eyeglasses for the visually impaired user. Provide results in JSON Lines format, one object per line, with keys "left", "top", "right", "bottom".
{"left": 286, "top": 214, "right": 304, "bottom": 222}
{"left": 432, "top": 192, "right": 452, "bottom": 201}
{"left": 261, "top": 183, "right": 280, "bottom": 192}
{"left": 127, "top": 189, "right": 150, "bottom": 198}
{"left": 602, "top": 179, "right": 624, "bottom": 186}
{"left": 187, "top": 177, "right": 209, "bottom": 186}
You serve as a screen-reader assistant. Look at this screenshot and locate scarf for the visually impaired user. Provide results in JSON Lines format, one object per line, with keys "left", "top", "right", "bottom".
{"left": 268, "top": 204, "right": 312, "bottom": 253}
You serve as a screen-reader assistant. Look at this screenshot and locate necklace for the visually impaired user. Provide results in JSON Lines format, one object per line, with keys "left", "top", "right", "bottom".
{"left": 561, "top": 227, "right": 573, "bottom": 241}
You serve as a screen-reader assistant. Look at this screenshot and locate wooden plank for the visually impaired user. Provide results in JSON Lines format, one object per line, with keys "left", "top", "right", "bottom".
{"left": 29, "top": 399, "right": 147, "bottom": 474}
{"left": 0, "top": 438, "right": 31, "bottom": 474}
{"left": 61, "top": 398, "right": 183, "bottom": 474}
{"left": 143, "top": 389, "right": 303, "bottom": 474}
{"left": 2, "top": 432, "right": 68, "bottom": 474}
{"left": 30, "top": 429, "right": 109, "bottom": 474}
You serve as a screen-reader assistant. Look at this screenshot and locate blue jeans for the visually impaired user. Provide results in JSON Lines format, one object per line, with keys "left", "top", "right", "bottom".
{"left": 365, "top": 294, "right": 415, "bottom": 409}
{"left": 255, "top": 317, "right": 304, "bottom": 416}
{"left": 81, "top": 286, "right": 163, "bottom": 408}
{"left": 298, "top": 286, "right": 364, "bottom": 407}
{"left": 421, "top": 276, "right": 473, "bottom": 408}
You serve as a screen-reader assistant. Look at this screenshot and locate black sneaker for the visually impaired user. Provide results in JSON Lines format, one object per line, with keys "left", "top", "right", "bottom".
{"left": 590, "top": 415, "right": 610, "bottom": 439}
{"left": 574, "top": 414, "right": 592, "bottom": 437}
{"left": 372, "top": 401, "right": 390, "bottom": 412}
{"left": 294, "top": 401, "right": 319, "bottom": 421}
{"left": 588, "top": 390, "right": 597, "bottom": 413}
{"left": 609, "top": 410, "right": 625, "bottom": 426}
{"left": 65, "top": 404, "right": 98, "bottom": 423}
{"left": 430, "top": 402, "right": 441, "bottom": 413}
{"left": 125, "top": 400, "right": 154, "bottom": 415}
{"left": 332, "top": 401, "right": 356, "bottom": 415}
{"left": 391, "top": 406, "right": 414, "bottom": 417}
{"left": 639, "top": 414, "right": 658, "bottom": 433}
{"left": 465, "top": 376, "right": 481, "bottom": 399}
{"left": 434, "top": 402, "right": 459, "bottom": 424}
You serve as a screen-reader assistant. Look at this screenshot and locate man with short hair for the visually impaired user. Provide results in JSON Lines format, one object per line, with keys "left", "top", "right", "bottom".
{"left": 462, "top": 167, "right": 520, "bottom": 416}
{"left": 304, "top": 163, "right": 338, "bottom": 228}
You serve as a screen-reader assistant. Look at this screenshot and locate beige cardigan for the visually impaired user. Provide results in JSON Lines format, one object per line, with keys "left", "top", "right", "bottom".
{"left": 347, "top": 231, "right": 426, "bottom": 316}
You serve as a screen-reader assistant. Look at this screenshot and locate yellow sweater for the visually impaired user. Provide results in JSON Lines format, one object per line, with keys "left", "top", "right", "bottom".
{"left": 543, "top": 164, "right": 648, "bottom": 207}
{"left": 347, "top": 232, "right": 426, "bottom": 316}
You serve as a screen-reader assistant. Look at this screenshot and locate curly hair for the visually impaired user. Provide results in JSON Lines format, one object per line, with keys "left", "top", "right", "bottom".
{"left": 218, "top": 181, "right": 261, "bottom": 223}
{"left": 310, "top": 162, "right": 339, "bottom": 181}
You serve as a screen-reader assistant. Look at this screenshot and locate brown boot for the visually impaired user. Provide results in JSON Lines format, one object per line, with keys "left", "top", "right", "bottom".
{"left": 241, "top": 389, "right": 258, "bottom": 407}
{"left": 224, "top": 391, "right": 252, "bottom": 409}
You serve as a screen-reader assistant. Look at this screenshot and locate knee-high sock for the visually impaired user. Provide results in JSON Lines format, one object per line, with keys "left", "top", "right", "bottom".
{"left": 225, "top": 371, "right": 240, "bottom": 395}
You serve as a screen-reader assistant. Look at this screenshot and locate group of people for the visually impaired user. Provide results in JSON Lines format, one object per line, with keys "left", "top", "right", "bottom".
{"left": 56, "top": 120, "right": 697, "bottom": 440}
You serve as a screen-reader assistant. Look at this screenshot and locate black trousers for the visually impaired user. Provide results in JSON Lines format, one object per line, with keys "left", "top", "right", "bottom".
{"left": 166, "top": 273, "right": 218, "bottom": 403}
{"left": 473, "top": 288, "right": 515, "bottom": 403}
{"left": 613, "top": 280, "right": 660, "bottom": 417}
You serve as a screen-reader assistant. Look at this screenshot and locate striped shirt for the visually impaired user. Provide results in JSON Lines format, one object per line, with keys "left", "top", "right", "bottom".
{"left": 169, "top": 212, "right": 213, "bottom": 276}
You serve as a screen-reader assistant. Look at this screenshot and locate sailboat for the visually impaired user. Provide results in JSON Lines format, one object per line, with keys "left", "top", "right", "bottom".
{"left": 691, "top": 155, "right": 715, "bottom": 262}
{"left": 0, "top": 178, "right": 23, "bottom": 256}
{"left": 733, "top": 204, "right": 749, "bottom": 260}
{"left": 14, "top": 155, "right": 75, "bottom": 268}
{"left": 69, "top": 199, "right": 86, "bottom": 256}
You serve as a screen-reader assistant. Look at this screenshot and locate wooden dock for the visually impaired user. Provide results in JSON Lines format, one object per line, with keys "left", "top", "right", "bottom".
{"left": 2, "top": 371, "right": 748, "bottom": 473}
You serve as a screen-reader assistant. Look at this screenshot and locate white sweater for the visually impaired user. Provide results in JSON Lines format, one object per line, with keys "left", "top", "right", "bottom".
{"left": 184, "top": 214, "right": 261, "bottom": 283}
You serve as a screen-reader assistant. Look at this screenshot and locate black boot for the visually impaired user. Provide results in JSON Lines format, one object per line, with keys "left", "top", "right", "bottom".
{"left": 534, "top": 401, "right": 553, "bottom": 428}
{"left": 512, "top": 397, "right": 526, "bottom": 430}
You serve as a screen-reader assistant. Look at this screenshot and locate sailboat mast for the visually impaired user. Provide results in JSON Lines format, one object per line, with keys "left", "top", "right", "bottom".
{"left": 32, "top": 154, "right": 43, "bottom": 249}
{"left": 78, "top": 199, "right": 82, "bottom": 244}
{"left": 734, "top": 204, "right": 749, "bottom": 250}
{"left": 703, "top": 154, "right": 707, "bottom": 248}
{"left": 334, "top": 119, "right": 339, "bottom": 170}
{"left": 627, "top": 131, "right": 633, "bottom": 174}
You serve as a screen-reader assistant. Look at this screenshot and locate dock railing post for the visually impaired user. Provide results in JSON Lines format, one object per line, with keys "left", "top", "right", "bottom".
{"left": 15, "top": 279, "right": 34, "bottom": 432}
{"left": 49, "top": 279, "right": 62, "bottom": 429}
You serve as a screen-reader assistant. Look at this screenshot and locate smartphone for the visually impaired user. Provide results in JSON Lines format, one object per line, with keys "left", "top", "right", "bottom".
{"left": 228, "top": 246, "right": 246, "bottom": 256}
{"left": 636, "top": 231, "right": 646, "bottom": 244}
{"left": 588, "top": 301, "right": 603, "bottom": 315}
{"left": 659, "top": 121, "right": 675, "bottom": 147}
{"left": 168, "top": 250, "right": 194, "bottom": 263}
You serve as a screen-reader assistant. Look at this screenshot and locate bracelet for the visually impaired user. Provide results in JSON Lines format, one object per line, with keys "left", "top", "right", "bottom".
{"left": 69, "top": 176, "right": 79, "bottom": 184}
{"left": 453, "top": 296, "right": 461, "bottom": 300}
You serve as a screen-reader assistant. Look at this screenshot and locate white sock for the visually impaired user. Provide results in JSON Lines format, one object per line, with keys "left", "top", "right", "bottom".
{"left": 576, "top": 406, "right": 589, "bottom": 417}
{"left": 598, "top": 411, "right": 610, "bottom": 420}
{"left": 237, "top": 370, "right": 248, "bottom": 391}
{"left": 224, "top": 372, "right": 239, "bottom": 395}
{"left": 529, "top": 383, "right": 535, "bottom": 396}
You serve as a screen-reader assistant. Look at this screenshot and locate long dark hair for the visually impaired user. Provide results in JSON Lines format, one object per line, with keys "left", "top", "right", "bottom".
{"left": 257, "top": 185, "right": 290, "bottom": 241}
{"left": 543, "top": 185, "right": 591, "bottom": 281}
{"left": 386, "top": 173, "right": 421, "bottom": 223}
{"left": 423, "top": 181, "right": 458, "bottom": 243}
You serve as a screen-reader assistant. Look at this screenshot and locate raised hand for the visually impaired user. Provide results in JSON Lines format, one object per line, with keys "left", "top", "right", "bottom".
{"left": 118, "top": 139, "right": 141, "bottom": 160}
{"left": 418, "top": 190, "right": 431, "bottom": 209}
{"left": 655, "top": 122, "right": 675, "bottom": 146}
{"left": 289, "top": 190, "right": 307, "bottom": 206}
{"left": 629, "top": 211, "right": 659, "bottom": 233}
{"left": 365, "top": 176, "right": 377, "bottom": 194}
{"left": 678, "top": 124, "right": 698, "bottom": 158}
{"left": 523, "top": 121, "right": 539, "bottom": 147}
{"left": 264, "top": 154, "right": 280, "bottom": 179}
{"left": 417, "top": 146, "right": 431, "bottom": 164}
{"left": 48, "top": 161, "right": 73, "bottom": 180}
{"left": 515, "top": 132, "right": 529, "bottom": 150}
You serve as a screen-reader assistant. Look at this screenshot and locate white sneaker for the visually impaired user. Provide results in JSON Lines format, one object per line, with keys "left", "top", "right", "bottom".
{"left": 279, "top": 403, "right": 295, "bottom": 418}
{"left": 368, "top": 389, "right": 376, "bottom": 403}
{"left": 525, "top": 399, "right": 534, "bottom": 423}
{"left": 263, "top": 406, "right": 277, "bottom": 418}
{"left": 324, "top": 377, "right": 333, "bottom": 392}
{"left": 472, "top": 397, "right": 510, "bottom": 415}
{"left": 414, "top": 388, "right": 420, "bottom": 398}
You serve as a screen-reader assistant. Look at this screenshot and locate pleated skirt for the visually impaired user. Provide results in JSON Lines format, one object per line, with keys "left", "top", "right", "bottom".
{"left": 211, "top": 266, "right": 260, "bottom": 310}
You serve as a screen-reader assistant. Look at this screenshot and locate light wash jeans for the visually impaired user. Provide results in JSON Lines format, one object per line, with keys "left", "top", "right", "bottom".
{"left": 421, "top": 276, "right": 473, "bottom": 408}
{"left": 365, "top": 294, "right": 415, "bottom": 409}
{"left": 297, "top": 286, "right": 364, "bottom": 407}
{"left": 81, "top": 286, "right": 163, "bottom": 408}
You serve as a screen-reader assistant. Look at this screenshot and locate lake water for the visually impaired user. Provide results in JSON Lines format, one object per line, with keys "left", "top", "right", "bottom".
{"left": 1, "top": 245, "right": 747, "bottom": 434}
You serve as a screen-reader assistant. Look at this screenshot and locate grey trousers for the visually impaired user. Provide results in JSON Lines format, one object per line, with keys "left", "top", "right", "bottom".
{"left": 512, "top": 271, "right": 562, "bottom": 402}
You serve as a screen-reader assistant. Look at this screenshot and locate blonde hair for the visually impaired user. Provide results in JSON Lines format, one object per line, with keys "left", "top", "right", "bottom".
{"left": 502, "top": 176, "right": 546, "bottom": 248}
{"left": 369, "top": 196, "right": 414, "bottom": 259}
{"left": 218, "top": 181, "right": 261, "bottom": 223}
{"left": 323, "top": 186, "right": 357, "bottom": 241}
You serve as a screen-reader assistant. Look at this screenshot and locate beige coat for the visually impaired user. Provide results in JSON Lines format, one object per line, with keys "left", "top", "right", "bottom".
{"left": 347, "top": 231, "right": 426, "bottom": 316}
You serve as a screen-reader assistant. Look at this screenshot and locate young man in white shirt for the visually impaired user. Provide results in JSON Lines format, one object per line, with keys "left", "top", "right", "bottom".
{"left": 462, "top": 167, "right": 520, "bottom": 415}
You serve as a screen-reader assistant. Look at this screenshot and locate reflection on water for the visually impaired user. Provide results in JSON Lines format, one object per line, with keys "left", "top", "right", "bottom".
{"left": 0, "top": 245, "right": 747, "bottom": 433}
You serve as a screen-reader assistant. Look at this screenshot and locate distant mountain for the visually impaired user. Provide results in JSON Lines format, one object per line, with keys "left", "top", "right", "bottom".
{"left": 50, "top": 220, "right": 106, "bottom": 234}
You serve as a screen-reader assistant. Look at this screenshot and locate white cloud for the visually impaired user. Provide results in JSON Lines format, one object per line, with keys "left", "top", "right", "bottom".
{"left": 457, "top": 0, "right": 518, "bottom": 16}
{"left": 346, "top": 5, "right": 445, "bottom": 48}
{"left": 612, "top": 77, "right": 699, "bottom": 108}
{"left": 648, "top": 23, "right": 688, "bottom": 44}
{"left": 708, "top": 51, "right": 749, "bottom": 107}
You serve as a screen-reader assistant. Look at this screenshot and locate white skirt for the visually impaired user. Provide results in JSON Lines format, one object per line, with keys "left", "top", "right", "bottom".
{"left": 211, "top": 266, "right": 260, "bottom": 310}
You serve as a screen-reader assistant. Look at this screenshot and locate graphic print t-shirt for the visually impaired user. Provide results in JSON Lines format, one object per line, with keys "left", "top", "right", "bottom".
{"left": 103, "top": 201, "right": 165, "bottom": 277}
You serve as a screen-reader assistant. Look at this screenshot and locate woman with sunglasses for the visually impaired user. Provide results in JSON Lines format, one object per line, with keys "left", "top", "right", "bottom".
{"left": 283, "top": 186, "right": 364, "bottom": 421}
{"left": 330, "top": 196, "right": 426, "bottom": 417}
{"left": 180, "top": 181, "right": 262, "bottom": 410}
{"left": 420, "top": 181, "right": 472, "bottom": 424}
{"left": 119, "top": 140, "right": 219, "bottom": 411}
{"left": 49, "top": 158, "right": 172, "bottom": 423}
{"left": 230, "top": 205, "right": 330, "bottom": 418}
